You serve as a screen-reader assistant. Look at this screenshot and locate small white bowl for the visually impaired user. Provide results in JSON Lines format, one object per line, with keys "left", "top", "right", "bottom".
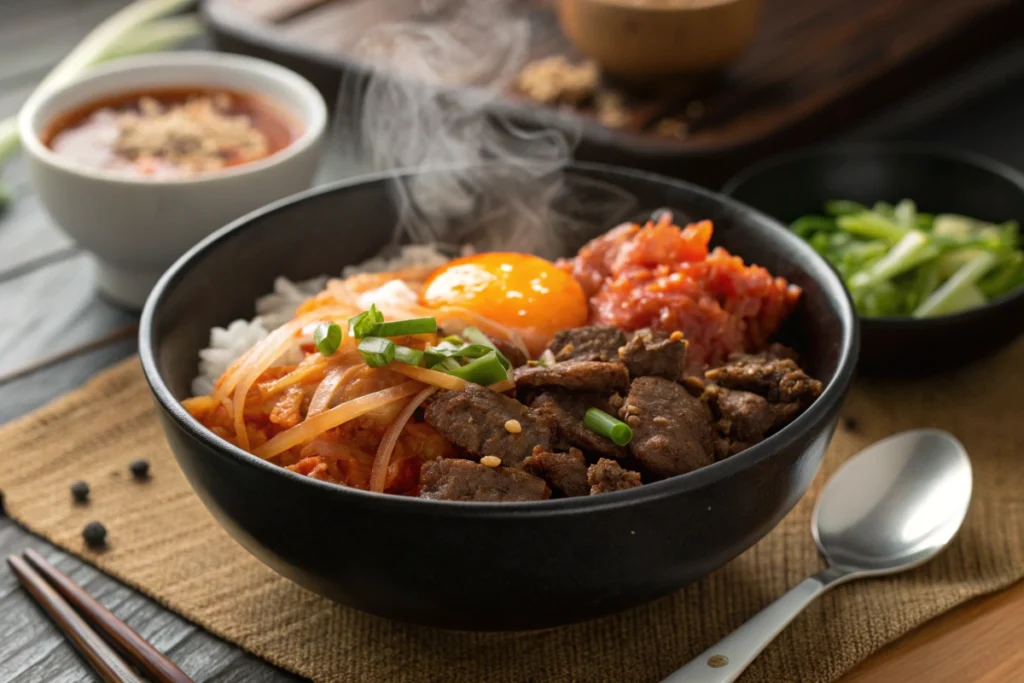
{"left": 19, "top": 52, "right": 328, "bottom": 309}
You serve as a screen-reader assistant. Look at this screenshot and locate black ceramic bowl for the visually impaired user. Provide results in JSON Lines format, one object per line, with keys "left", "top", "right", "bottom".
{"left": 723, "top": 144, "right": 1024, "bottom": 376}
{"left": 139, "top": 163, "right": 858, "bottom": 630}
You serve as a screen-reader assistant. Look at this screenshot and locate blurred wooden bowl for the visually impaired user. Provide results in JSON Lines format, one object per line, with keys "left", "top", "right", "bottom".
{"left": 557, "top": 0, "right": 761, "bottom": 82}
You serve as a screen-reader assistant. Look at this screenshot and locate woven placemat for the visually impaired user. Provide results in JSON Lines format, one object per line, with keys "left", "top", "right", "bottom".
{"left": 1, "top": 342, "right": 1022, "bottom": 683}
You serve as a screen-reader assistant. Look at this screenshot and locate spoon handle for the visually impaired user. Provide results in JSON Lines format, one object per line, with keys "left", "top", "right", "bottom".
{"left": 660, "top": 568, "right": 846, "bottom": 683}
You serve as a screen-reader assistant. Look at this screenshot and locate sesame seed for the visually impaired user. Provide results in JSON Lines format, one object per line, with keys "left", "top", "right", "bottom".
{"left": 504, "top": 419, "right": 522, "bottom": 434}
{"left": 481, "top": 456, "right": 501, "bottom": 468}
{"left": 670, "top": 331, "right": 684, "bottom": 342}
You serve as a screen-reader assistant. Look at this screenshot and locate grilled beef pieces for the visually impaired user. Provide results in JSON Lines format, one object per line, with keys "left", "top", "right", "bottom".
{"left": 421, "top": 326, "right": 822, "bottom": 501}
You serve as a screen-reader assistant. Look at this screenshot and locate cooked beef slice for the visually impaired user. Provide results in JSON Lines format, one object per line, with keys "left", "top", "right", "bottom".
{"left": 620, "top": 328, "right": 687, "bottom": 381}
{"left": 514, "top": 360, "right": 630, "bottom": 394}
{"left": 530, "top": 392, "right": 628, "bottom": 459}
{"left": 705, "top": 355, "right": 822, "bottom": 405}
{"left": 546, "top": 325, "right": 626, "bottom": 362}
{"left": 523, "top": 446, "right": 589, "bottom": 497}
{"left": 703, "top": 385, "right": 776, "bottom": 444}
{"left": 587, "top": 458, "right": 643, "bottom": 494}
{"left": 620, "top": 376, "right": 715, "bottom": 478}
{"left": 424, "top": 385, "right": 553, "bottom": 467}
{"left": 490, "top": 335, "right": 529, "bottom": 369}
{"left": 419, "top": 459, "right": 551, "bottom": 502}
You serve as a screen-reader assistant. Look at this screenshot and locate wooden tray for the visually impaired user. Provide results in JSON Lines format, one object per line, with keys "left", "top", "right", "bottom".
{"left": 204, "top": 0, "right": 1024, "bottom": 186}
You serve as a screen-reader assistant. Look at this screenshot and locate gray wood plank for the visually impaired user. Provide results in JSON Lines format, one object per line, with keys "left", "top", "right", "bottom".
{"left": 0, "top": 0, "right": 135, "bottom": 85}
{"left": 0, "top": 254, "right": 136, "bottom": 376}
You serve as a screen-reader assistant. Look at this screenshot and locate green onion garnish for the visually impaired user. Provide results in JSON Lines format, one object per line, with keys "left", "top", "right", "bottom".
{"left": 393, "top": 345, "right": 424, "bottom": 367}
{"left": 367, "top": 317, "right": 437, "bottom": 337}
{"left": 312, "top": 322, "right": 342, "bottom": 356}
{"left": 583, "top": 408, "right": 633, "bottom": 446}
{"left": 443, "top": 335, "right": 464, "bottom": 345}
{"left": 436, "top": 357, "right": 462, "bottom": 373}
{"left": 348, "top": 304, "right": 384, "bottom": 338}
{"left": 447, "top": 351, "right": 509, "bottom": 385}
{"left": 462, "top": 326, "right": 511, "bottom": 370}
{"left": 358, "top": 336, "right": 395, "bottom": 368}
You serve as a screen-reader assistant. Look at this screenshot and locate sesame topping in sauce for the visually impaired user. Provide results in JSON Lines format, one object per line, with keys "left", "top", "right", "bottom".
{"left": 480, "top": 455, "right": 502, "bottom": 468}
{"left": 504, "top": 419, "right": 522, "bottom": 434}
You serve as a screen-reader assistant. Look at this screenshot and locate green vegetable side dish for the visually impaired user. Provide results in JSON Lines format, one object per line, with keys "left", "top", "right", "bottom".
{"left": 792, "top": 199, "right": 1023, "bottom": 318}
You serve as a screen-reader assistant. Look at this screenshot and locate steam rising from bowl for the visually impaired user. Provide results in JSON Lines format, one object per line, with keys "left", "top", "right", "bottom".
{"left": 337, "top": 0, "right": 637, "bottom": 259}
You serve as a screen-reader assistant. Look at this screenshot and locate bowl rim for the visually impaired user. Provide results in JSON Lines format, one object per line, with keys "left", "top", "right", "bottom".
{"left": 18, "top": 51, "right": 328, "bottom": 187}
{"left": 721, "top": 141, "right": 1024, "bottom": 326}
{"left": 139, "top": 161, "right": 859, "bottom": 517}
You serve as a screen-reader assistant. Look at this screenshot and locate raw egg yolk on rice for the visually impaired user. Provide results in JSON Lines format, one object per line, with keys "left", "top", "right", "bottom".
{"left": 421, "top": 252, "right": 588, "bottom": 356}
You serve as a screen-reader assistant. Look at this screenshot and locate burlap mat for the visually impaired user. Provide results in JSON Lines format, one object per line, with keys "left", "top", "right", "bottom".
{"left": 1, "top": 342, "right": 1023, "bottom": 683}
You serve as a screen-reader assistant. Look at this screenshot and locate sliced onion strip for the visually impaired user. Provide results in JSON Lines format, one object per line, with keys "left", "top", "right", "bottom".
{"left": 388, "top": 362, "right": 467, "bottom": 391}
{"left": 369, "top": 386, "right": 437, "bottom": 493}
{"left": 306, "top": 364, "right": 362, "bottom": 417}
{"left": 253, "top": 381, "right": 423, "bottom": 460}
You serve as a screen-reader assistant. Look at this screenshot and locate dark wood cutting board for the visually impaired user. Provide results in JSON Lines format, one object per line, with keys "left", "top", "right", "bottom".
{"left": 204, "top": 0, "right": 1024, "bottom": 186}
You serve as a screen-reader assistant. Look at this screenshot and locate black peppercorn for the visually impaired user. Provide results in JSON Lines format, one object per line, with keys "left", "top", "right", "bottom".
{"left": 843, "top": 416, "right": 858, "bottom": 432}
{"left": 82, "top": 521, "right": 107, "bottom": 548}
{"left": 129, "top": 459, "right": 150, "bottom": 479}
{"left": 71, "top": 481, "right": 90, "bottom": 503}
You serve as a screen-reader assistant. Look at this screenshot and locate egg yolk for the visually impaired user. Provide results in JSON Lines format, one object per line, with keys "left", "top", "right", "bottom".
{"left": 421, "top": 252, "right": 589, "bottom": 355}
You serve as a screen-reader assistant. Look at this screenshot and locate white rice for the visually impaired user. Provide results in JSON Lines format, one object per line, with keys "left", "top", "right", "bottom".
{"left": 190, "top": 244, "right": 454, "bottom": 397}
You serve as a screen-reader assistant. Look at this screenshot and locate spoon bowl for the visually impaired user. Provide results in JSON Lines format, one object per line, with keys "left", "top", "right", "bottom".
{"left": 813, "top": 430, "right": 972, "bottom": 575}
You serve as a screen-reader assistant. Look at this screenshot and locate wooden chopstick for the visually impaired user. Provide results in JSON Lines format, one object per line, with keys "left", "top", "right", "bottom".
{"left": 6, "top": 555, "right": 145, "bottom": 683}
{"left": 22, "top": 549, "right": 195, "bottom": 683}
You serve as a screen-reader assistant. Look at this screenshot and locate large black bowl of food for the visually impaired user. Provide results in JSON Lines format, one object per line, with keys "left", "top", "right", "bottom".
{"left": 139, "top": 162, "right": 858, "bottom": 630}
{"left": 723, "top": 144, "right": 1024, "bottom": 375}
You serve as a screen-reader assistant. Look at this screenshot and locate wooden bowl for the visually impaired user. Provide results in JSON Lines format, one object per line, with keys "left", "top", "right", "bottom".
{"left": 557, "top": 0, "right": 762, "bottom": 82}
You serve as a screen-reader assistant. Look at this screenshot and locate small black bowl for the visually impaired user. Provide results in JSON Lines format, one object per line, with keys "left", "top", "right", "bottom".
{"left": 723, "top": 144, "right": 1024, "bottom": 376}
{"left": 139, "top": 163, "right": 858, "bottom": 630}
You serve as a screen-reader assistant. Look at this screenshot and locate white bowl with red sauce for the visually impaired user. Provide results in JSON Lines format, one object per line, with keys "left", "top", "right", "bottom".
{"left": 19, "top": 52, "right": 328, "bottom": 309}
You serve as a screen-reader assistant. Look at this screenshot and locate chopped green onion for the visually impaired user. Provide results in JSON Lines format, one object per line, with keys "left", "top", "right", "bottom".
{"left": 368, "top": 317, "right": 437, "bottom": 337}
{"left": 450, "top": 344, "right": 498, "bottom": 360}
{"left": 393, "top": 345, "right": 424, "bottom": 366}
{"left": 443, "top": 335, "right": 464, "bottom": 344}
{"left": 583, "top": 408, "right": 633, "bottom": 446}
{"left": 312, "top": 322, "right": 342, "bottom": 356}
{"left": 358, "top": 336, "right": 396, "bottom": 368}
{"left": 837, "top": 212, "right": 907, "bottom": 243}
{"left": 348, "top": 304, "right": 385, "bottom": 338}
{"left": 447, "top": 352, "right": 509, "bottom": 385}
{"left": 436, "top": 357, "right": 462, "bottom": 373}
{"left": 461, "top": 326, "right": 511, "bottom": 370}
{"left": 848, "top": 231, "right": 938, "bottom": 291}
{"left": 913, "top": 251, "right": 999, "bottom": 318}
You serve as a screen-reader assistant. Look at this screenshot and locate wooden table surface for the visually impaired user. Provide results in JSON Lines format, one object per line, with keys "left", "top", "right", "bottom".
{"left": 0, "top": 1, "right": 1022, "bottom": 680}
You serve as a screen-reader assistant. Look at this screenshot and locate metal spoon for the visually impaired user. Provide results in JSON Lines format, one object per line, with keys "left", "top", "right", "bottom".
{"left": 661, "top": 429, "right": 972, "bottom": 683}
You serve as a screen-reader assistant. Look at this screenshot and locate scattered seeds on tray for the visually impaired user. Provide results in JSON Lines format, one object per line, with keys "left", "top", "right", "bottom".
{"left": 70, "top": 481, "right": 90, "bottom": 503}
{"left": 82, "top": 521, "right": 107, "bottom": 549}
{"left": 129, "top": 459, "right": 150, "bottom": 479}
